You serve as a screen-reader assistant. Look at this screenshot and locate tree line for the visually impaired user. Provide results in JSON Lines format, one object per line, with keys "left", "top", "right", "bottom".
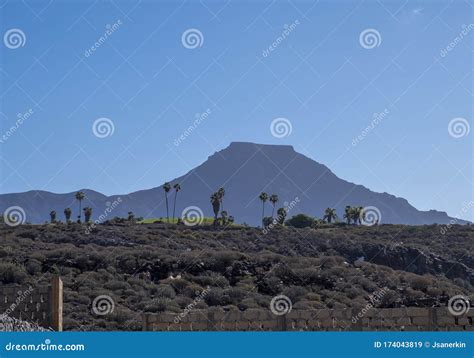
{"left": 42, "top": 186, "right": 374, "bottom": 228}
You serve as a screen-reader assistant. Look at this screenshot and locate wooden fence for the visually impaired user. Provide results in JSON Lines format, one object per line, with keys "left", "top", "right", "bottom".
{"left": 0, "top": 276, "right": 63, "bottom": 331}
{"left": 142, "top": 307, "right": 473, "bottom": 331}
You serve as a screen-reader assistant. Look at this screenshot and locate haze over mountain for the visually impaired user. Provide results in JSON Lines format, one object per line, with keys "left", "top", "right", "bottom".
{"left": 0, "top": 142, "right": 465, "bottom": 226}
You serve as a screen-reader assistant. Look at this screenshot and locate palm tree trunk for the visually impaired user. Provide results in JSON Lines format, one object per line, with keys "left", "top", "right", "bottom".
{"left": 261, "top": 202, "right": 265, "bottom": 225}
{"left": 172, "top": 191, "right": 178, "bottom": 223}
{"left": 272, "top": 204, "right": 275, "bottom": 218}
{"left": 78, "top": 200, "right": 82, "bottom": 222}
{"left": 165, "top": 194, "right": 169, "bottom": 223}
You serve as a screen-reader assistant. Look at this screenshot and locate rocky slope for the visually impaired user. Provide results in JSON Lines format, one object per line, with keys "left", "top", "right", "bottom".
{"left": 0, "top": 223, "right": 472, "bottom": 330}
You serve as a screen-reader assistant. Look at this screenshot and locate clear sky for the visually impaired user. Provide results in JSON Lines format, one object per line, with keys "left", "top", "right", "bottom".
{"left": 0, "top": 0, "right": 472, "bottom": 221}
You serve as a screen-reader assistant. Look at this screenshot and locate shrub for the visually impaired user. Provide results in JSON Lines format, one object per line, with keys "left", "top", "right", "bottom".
{"left": 237, "top": 297, "right": 259, "bottom": 310}
{"left": 204, "top": 288, "right": 231, "bottom": 306}
{"left": 286, "top": 214, "right": 315, "bottom": 228}
{"left": 25, "top": 259, "right": 42, "bottom": 275}
{"left": 224, "top": 288, "right": 247, "bottom": 303}
{"left": 262, "top": 216, "right": 274, "bottom": 228}
{"left": 210, "top": 251, "right": 244, "bottom": 272}
{"left": 180, "top": 284, "right": 203, "bottom": 298}
{"left": 165, "top": 278, "right": 189, "bottom": 293}
{"left": 193, "top": 274, "right": 229, "bottom": 288}
{"left": 144, "top": 299, "right": 168, "bottom": 313}
{"left": 104, "top": 280, "right": 130, "bottom": 291}
{"left": 0, "top": 262, "right": 27, "bottom": 284}
{"left": 155, "top": 284, "right": 176, "bottom": 299}
{"left": 174, "top": 296, "right": 194, "bottom": 309}
{"left": 409, "top": 276, "right": 432, "bottom": 292}
{"left": 282, "top": 286, "right": 308, "bottom": 303}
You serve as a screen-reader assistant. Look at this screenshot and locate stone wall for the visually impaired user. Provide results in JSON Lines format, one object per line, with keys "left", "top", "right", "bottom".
{"left": 142, "top": 307, "right": 473, "bottom": 331}
{"left": 0, "top": 276, "right": 63, "bottom": 331}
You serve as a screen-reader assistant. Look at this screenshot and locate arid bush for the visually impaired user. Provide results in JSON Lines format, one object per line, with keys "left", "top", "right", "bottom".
{"left": 409, "top": 276, "right": 433, "bottom": 292}
{"left": 286, "top": 214, "right": 315, "bottom": 228}
{"left": 282, "top": 286, "right": 308, "bottom": 303}
{"left": 0, "top": 223, "right": 471, "bottom": 330}
{"left": 155, "top": 284, "right": 176, "bottom": 299}
{"left": 0, "top": 262, "right": 27, "bottom": 284}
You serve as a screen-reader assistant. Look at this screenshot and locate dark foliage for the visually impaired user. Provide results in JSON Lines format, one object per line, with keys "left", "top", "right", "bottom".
{"left": 0, "top": 223, "right": 472, "bottom": 331}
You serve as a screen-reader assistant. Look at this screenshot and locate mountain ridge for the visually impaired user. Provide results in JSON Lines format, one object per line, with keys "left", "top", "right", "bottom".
{"left": 0, "top": 142, "right": 466, "bottom": 225}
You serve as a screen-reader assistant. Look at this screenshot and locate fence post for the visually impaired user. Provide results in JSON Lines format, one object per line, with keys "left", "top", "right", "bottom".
{"left": 277, "top": 315, "right": 287, "bottom": 331}
{"left": 207, "top": 311, "right": 216, "bottom": 331}
{"left": 142, "top": 313, "right": 149, "bottom": 331}
{"left": 428, "top": 308, "right": 437, "bottom": 330}
{"left": 50, "top": 276, "right": 63, "bottom": 331}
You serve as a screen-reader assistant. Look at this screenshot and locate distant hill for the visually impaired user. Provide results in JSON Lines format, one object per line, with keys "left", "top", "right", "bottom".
{"left": 0, "top": 142, "right": 467, "bottom": 225}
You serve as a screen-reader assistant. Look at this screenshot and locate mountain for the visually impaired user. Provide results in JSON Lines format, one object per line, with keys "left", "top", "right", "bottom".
{"left": 0, "top": 142, "right": 465, "bottom": 225}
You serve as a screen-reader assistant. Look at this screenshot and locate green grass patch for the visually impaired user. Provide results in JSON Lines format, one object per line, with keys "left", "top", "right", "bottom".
{"left": 138, "top": 217, "right": 216, "bottom": 225}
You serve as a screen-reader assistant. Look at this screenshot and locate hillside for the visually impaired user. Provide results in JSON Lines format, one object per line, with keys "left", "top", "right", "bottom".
{"left": 0, "top": 142, "right": 465, "bottom": 226}
{"left": 0, "top": 222, "right": 472, "bottom": 331}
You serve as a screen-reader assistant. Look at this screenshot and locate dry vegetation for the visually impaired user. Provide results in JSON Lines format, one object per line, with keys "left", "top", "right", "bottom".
{"left": 0, "top": 222, "right": 472, "bottom": 330}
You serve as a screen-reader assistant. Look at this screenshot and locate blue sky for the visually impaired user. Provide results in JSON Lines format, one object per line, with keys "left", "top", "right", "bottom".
{"left": 0, "top": 0, "right": 472, "bottom": 220}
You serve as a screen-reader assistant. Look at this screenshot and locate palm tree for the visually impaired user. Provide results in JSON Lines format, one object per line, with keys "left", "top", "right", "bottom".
{"left": 269, "top": 194, "right": 279, "bottom": 218}
{"left": 210, "top": 192, "right": 220, "bottom": 226}
{"left": 343, "top": 206, "right": 352, "bottom": 224}
{"left": 64, "top": 208, "right": 72, "bottom": 223}
{"left": 323, "top": 208, "right": 337, "bottom": 223}
{"left": 259, "top": 192, "right": 268, "bottom": 226}
{"left": 50, "top": 210, "right": 56, "bottom": 223}
{"left": 75, "top": 191, "right": 85, "bottom": 222}
{"left": 128, "top": 211, "right": 135, "bottom": 222}
{"left": 162, "top": 182, "right": 171, "bottom": 223}
{"left": 350, "top": 206, "right": 362, "bottom": 225}
{"left": 172, "top": 183, "right": 181, "bottom": 222}
{"left": 217, "top": 187, "right": 225, "bottom": 211}
{"left": 83, "top": 207, "right": 92, "bottom": 223}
